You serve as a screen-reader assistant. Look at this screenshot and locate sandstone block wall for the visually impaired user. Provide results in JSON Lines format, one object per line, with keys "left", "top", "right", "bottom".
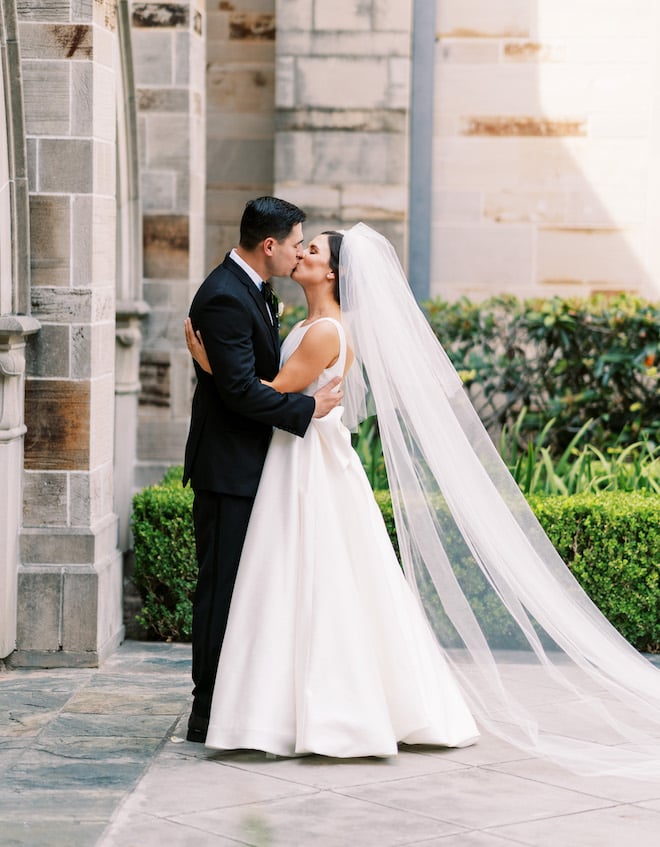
{"left": 432, "top": 0, "right": 659, "bottom": 300}
{"left": 273, "top": 0, "right": 412, "bottom": 304}
{"left": 205, "top": 0, "right": 276, "bottom": 272}
{"left": 131, "top": 0, "right": 205, "bottom": 486}
{"left": 16, "top": 0, "right": 123, "bottom": 665}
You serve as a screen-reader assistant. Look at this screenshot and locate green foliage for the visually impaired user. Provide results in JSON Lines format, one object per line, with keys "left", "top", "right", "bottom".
{"left": 142, "top": 295, "right": 660, "bottom": 647}
{"left": 424, "top": 294, "right": 660, "bottom": 451}
{"left": 373, "top": 489, "right": 399, "bottom": 560}
{"left": 131, "top": 479, "right": 195, "bottom": 641}
{"left": 160, "top": 464, "right": 184, "bottom": 487}
{"left": 501, "top": 411, "right": 660, "bottom": 496}
{"left": 279, "top": 304, "right": 306, "bottom": 338}
{"left": 352, "top": 417, "right": 388, "bottom": 490}
{"left": 377, "top": 488, "right": 660, "bottom": 652}
{"left": 286, "top": 294, "right": 660, "bottom": 452}
{"left": 530, "top": 492, "right": 660, "bottom": 652}
{"left": 131, "top": 469, "right": 660, "bottom": 652}
{"left": 374, "top": 489, "right": 541, "bottom": 649}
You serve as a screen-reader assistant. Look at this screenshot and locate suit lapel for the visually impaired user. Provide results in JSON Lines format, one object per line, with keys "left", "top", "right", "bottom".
{"left": 222, "top": 255, "right": 279, "bottom": 353}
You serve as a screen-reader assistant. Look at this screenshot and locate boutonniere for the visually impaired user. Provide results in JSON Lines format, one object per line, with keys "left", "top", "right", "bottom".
{"left": 277, "top": 300, "right": 284, "bottom": 319}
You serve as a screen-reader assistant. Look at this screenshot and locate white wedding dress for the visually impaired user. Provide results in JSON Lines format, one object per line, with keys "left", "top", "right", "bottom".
{"left": 205, "top": 318, "right": 479, "bottom": 757}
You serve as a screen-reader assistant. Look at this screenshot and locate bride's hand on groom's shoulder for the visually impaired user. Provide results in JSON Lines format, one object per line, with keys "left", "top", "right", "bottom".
{"left": 185, "top": 318, "right": 212, "bottom": 374}
{"left": 312, "top": 377, "right": 343, "bottom": 418}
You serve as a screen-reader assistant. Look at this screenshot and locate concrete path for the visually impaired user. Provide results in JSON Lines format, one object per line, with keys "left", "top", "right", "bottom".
{"left": 2, "top": 641, "right": 660, "bottom": 846}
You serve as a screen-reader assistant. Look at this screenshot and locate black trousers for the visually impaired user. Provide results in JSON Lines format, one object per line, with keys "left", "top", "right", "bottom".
{"left": 190, "top": 490, "right": 254, "bottom": 718}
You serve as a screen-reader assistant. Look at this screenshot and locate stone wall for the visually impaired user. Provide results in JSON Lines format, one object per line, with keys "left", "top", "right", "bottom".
{"left": 131, "top": 0, "right": 206, "bottom": 487}
{"left": 114, "top": 0, "right": 146, "bottom": 555}
{"left": 432, "top": 0, "right": 659, "bottom": 300}
{"left": 205, "top": 0, "right": 276, "bottom": 272}
{"left": 273, "top": 0, "right": 412, "bottom": 303}
{"left": 0, "top": 0, "right": 39, "bottom": 661}
{"left": 15, "top": 0, "right": 123, "bottom": 665}
{"left": 0, "top": 32, "right": 11, "bottom": 317}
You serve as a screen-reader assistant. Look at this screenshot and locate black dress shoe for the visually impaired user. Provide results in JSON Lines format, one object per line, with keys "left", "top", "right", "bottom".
{"left": 186, "top": 711, "right": 209, "bottom": 743}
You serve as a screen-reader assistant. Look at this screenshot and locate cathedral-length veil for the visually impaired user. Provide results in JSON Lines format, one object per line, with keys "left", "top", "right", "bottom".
{"left": 339, "top": 222, "right": 660, "bottom": 778}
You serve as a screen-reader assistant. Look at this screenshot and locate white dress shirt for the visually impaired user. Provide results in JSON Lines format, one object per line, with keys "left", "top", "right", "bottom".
{"left": 229, "top": 248, "right": 273, "bottom": 324}
{"left": 230, "top": 248, "right": 263, "bottom": 291}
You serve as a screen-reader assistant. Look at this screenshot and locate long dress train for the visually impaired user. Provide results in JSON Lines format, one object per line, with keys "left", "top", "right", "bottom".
{"left": 205, "top": 318, "right": 479, "bottom": 757}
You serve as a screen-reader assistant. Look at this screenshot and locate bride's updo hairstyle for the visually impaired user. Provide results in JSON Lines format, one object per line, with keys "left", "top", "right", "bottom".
{"left": 322, "top": 230, "right": 344, "bottom": 304}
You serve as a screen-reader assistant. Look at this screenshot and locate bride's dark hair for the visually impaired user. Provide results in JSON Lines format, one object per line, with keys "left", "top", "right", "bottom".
{"left": 322, "top": 231, "right": 343, "bottom": 304}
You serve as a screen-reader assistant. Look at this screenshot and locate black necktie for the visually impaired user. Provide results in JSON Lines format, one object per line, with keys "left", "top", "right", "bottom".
{"left": 261, "top": 281, "right": 277, "bottom": 324}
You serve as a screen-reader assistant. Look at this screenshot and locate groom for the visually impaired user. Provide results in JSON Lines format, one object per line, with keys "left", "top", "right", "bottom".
{"left": 183, "top": 197, "right": 342, "bottom": 742}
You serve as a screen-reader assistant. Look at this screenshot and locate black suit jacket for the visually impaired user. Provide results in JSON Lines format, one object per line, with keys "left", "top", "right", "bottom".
{"left": 183, "top": 254, "right": 315, "bottom": 496}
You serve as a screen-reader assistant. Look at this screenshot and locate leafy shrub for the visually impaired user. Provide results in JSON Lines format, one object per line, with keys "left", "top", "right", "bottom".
{"left": 342, "top": 407, "right": 660, "bottom": 502}
{"left": 160, "top": 464, "right": 185, "bottom": 487}
{"left": 287, "top": 295, "right": 660, "bottom": 460}
{"left": 289, "top": 295, "right": 660, "bottom": 450}
{"left": 377, "top": 489, "right": 660, "bottom": 652}
{"left": 132, "top": 473, "right": 660, "bottom": 651}
{"left": 529, "top": 492, "right": 660, "bottom": 652}
{"left": 500, "top": 411, "right": 660, "bottom": 496}
{"left": 280, "top": 304, "right": 306, "bottom": 337}
{"left": 425, "top": 294, "right": 660, "bottom": 451}
{"left": 353, "top": 417, "right": 388, "bottom": 489}
{"left": 131, "top": 478, "right": 195, "bottom": 641}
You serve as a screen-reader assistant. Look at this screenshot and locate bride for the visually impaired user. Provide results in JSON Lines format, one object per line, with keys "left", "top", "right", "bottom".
{"left": 188, "top": 223, "right": 660, "bottom": 777}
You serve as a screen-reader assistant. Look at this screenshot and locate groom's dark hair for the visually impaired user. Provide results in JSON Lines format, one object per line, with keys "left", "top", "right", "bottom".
{"left": 239, "top": 196, "right": 306, "bottom": 250}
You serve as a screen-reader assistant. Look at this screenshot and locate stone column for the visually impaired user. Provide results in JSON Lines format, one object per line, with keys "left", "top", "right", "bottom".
{"left": 0, "top": 0, "right": 39, "bottom": 660}
{"left": 131, "top": 0, "right": 206, "bottom": 487}
{"left": 408, "top": 0, "right": 436, "bottom": 301}
{"left": 15, "top": 0, "right": 124, "bottom": 666}
{"left": 114, "top": 1, "right": 147, "bottom": 553}
{"left": 0, "top": 318, "right": 38, "bottom": 659}
{"left": 273, "top": 0, "right": 412, "bottom": 302}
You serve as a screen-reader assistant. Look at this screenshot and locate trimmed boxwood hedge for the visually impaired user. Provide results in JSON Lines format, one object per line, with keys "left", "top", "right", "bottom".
{"left": 131, "top": 471, "right": 195, "bottom": 641}
{"left": 132, "top": 470, "right": 660, "bottom": 651}
{"left": 529, "top": 492, "right": 660, "bottom": 651}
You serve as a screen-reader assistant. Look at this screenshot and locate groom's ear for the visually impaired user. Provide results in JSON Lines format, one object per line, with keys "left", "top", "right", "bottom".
{"left": 263, "top": 237, "right": 276, "bottom": 256}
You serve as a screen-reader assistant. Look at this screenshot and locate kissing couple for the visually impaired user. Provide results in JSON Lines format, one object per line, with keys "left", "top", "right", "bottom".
{"left": 183, "top": 196, "right": 660, "bottom": 778}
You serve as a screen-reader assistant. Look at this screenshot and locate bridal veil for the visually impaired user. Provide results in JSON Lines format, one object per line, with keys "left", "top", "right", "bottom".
{"left": 339, "top": 222, "right": 660, "bottom": 778}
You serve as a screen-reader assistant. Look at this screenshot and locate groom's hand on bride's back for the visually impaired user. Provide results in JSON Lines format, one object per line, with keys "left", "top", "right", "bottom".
{"left": 312, "top": 377, "right": 343, "bottom": 418}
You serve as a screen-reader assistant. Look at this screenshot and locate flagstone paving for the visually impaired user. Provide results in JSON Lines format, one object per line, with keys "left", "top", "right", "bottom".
{"left": 1, "top": 641, "right": 660, "bottom": 846}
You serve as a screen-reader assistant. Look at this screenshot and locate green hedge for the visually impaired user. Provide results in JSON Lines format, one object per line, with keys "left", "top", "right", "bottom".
{"left": 529, "top": 492, "right": 660, "bottom": 651}
{"left": 132, "top": 472, "right": 660, "bottom": 651}
{"left": 377, "top": 489, "right": 660, "bottom": 652}
{"left": 131, "top": 472, "right": 195, "bottom": 641}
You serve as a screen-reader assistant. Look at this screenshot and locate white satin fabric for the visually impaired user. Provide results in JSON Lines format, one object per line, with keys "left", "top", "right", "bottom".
{"left": 205, "top": 318, "right": 479, "bottom": 757}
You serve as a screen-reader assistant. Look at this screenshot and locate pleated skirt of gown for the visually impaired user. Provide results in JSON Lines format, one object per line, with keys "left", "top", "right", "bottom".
{"left": 205, "top": 409, "right": 479, "bottom": 757}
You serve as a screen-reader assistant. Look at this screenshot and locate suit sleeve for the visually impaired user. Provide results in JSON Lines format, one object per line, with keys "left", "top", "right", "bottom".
{"left": 195, "top": 290, "right": 315, "bottom": 436}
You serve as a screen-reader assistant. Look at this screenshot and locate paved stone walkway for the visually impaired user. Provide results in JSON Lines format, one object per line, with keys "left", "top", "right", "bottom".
{"left": 2, "top": 641, "right": 660, "bottom": 846}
